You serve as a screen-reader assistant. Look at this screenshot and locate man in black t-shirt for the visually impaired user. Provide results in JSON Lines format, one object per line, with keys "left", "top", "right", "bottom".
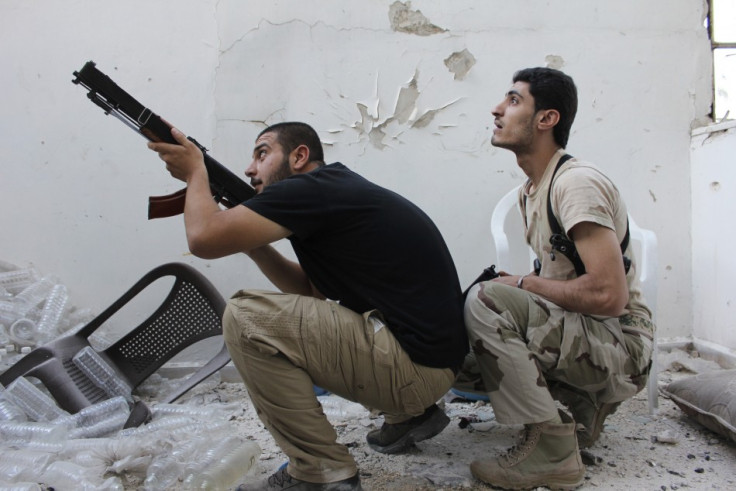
{"left": 148, "top": 122, "right": 467, "bottom": 490}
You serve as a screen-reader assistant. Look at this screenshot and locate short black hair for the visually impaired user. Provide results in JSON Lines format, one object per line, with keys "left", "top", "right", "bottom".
{"left": 512, "top": 67, "right": 578, "bottom": 148}
{"left": 258, "top": 122, "right": 325, "bottom": 165}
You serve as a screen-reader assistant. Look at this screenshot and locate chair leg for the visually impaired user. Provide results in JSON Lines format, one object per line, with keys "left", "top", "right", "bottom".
{"left": 647, "top": 333, "right": 659, "bottom": 415}
{"left": 161, "top": 341, "right": 231, "bottom": 404}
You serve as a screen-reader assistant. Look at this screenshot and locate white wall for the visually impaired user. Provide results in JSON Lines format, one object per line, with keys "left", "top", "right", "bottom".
{"left": 0, "top": 1, "right": 713, "bottom": 342}
{"left": 691, "top": 121, "right": 736, "bottom": 350}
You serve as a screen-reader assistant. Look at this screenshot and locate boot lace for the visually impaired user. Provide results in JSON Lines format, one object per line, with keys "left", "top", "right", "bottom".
{"left": 500, "top": 424, "right": 542, "bottom": 467}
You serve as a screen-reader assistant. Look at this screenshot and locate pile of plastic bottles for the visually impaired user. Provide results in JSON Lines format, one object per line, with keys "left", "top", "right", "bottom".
{"left": 0, "top": 260, "right": 95, "bottom": 372}
{"left": 0, "top": 260, "right": 261, "bottom": 490}
{"left": 0, "top": 380, "right": 260, "bottom": 490}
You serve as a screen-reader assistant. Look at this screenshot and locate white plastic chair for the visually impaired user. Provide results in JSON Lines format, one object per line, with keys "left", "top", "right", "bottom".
{"left": 490, "top": 185, "right": 659, "bottom": 414}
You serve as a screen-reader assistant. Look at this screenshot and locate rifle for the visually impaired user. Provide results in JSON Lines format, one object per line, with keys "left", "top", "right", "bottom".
{"left": 72, "top": 61, "right": 255, "bottom": 219}
{"left": 462, "top": 264, "right": 498, "bottom": 299}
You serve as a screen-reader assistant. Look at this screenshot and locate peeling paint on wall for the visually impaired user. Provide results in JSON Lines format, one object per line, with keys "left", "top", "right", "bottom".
{"left": 389, "top": 1, "right": 446, "bottom": 36}
{"left": 444, "top": 49, "right": 476, "bottom": 80}
{"left": 394, "top": 73, "right": 420, "bottom": 124}
{"left": 545, "top": 54, "right": 565, "bottom": 70}
{"left": 348, "top": 72, "right": 460, "bottom": 149}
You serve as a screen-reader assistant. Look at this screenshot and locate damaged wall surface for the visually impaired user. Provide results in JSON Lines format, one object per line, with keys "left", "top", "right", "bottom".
{"left": 0, "top": 1, "right": 715, "bottom": 344}
{"left": 691, "top": 121, "right": 736, "bottom": 350}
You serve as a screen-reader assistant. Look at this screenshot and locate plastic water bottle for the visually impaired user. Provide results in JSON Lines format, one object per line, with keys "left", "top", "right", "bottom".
{"left": 0, "top": 480, "right": 43, "bottom": 491}
{"left": 184, "top": 439, "right": 261, "bottom": 490}
{"left": 172, "top": 418, "right": 230, "bottom": 439}
{"left": 36, "top": 283, "right": 69, "bottom": 338}
{"left": 117, "top": 415, "right": 195, "bottom": 438}
{"left": 0, "top": 268, "right": 39, "bottom": 294}
{"left": 0, "top": 299, "right": 21, "bottom": 328}
{"left": 143, "top": 455, "right": 185, "bottom": 491}
{"left": 4, "top": 376, "right": 69, "bottom": 422}
{"left": 40, "top": 461, "right": 124, "bottom": 491}
{"left": 0, "top": 420, "right": 68, "bottom": 452}
{"left": 8, "top": 318, "right": 38, "bottom": 348}
{"left": 14, "top": 276, "right": 56, "bottom": 316}
{"left": 0, "top": 447, "right": 53, "bottom": 481}
{"left": 68, "top": 396, "right": 131, "bottom": 438}
{"left": 180, "top": 435, "right": 242, "bottom": 487}
{"left": 72, "top": 346, "right": 133, "bottom": 402}
{"left": 61, "top": 436, "right": 114, "bottom": 457}
{"left": 152, "top": 403, "right": 221, "bottom": 420}
{"left": 0, "top": 394, "right": 28, "bottom": 422}
{"left": 0, "top": 323, "right": 10, "bottom": 345}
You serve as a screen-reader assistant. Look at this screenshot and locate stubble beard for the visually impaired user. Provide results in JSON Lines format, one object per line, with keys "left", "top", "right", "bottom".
{"left": 491, "top": 118, "right": 536, "bottom": 154}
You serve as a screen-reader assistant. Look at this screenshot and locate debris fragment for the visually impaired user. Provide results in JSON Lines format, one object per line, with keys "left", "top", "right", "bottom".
{"left": 444, "top": 49, "right": 476, "bottom": 80}
{"left": 655, "top": 429, "right": 680, "bottom": 444}
{"left": 388, "top": 1, "right": 446, "bottom": 36}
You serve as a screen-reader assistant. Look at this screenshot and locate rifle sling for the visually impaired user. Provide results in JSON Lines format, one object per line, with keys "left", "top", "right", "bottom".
{"left": 526, "top": 154, "right": 630, "bottom": 276}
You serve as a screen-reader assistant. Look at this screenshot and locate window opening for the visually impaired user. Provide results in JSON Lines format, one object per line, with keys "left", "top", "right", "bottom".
{"left": 709, "top": 0, "right": 736, "bottom": 121}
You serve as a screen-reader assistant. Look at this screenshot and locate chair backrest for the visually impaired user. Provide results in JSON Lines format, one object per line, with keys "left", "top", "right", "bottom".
{"left": 490, "top": 187, "right": 659, "bottom": 413}
{"left": 489, "top": 184, "right": 658, "bottom": 319}
{"left": 490, "top": 185, "right": 535, "bottom": 273}
{"left": 92, "top": 263, "right": 226, "bottom": 387}
{"left": 0, "top": 263, "right": 227, "bottom": 413}
{"left": 627, "top": 216, "right": 658, "bottom": 321}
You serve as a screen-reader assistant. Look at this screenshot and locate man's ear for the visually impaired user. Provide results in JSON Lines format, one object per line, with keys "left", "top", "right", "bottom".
{"left": 537, "top": 109, "right": 560, "bottom": 131}
{"left": 290, "top": 144, "right": 311, "bottom": 171}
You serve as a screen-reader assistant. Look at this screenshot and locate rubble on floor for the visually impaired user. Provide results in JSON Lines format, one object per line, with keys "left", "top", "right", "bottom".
{"left": 2, "top": 260, "right": 735, "bottom": 490}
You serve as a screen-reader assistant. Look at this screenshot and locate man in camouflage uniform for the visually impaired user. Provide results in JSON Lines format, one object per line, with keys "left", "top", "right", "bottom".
{"left": 464, "top": 67, "right": 655, "bottom": 489}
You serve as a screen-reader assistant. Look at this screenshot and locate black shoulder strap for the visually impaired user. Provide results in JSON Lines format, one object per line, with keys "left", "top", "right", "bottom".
{"left": 547, "top": 154, "right": 575, "bottom": 237}
{"left": 544, "top": 154, "right": 631, "bottom": 276}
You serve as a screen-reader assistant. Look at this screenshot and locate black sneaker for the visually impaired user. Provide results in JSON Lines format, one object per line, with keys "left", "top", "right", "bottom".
{"left": 238, "top": 467, "right": 362, "bottom": 490}
{"left": 366, "top": 404, "right": 450, "bottom": 454}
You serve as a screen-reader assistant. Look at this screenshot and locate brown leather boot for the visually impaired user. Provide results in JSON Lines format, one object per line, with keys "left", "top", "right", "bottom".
{"left": 470, "top": 411, "right": 585, "bottom": 490}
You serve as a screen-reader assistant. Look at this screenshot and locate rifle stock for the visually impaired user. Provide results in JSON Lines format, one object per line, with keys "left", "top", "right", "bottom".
{"left": 72, "top": 61, "right": 255, "bottom": 219}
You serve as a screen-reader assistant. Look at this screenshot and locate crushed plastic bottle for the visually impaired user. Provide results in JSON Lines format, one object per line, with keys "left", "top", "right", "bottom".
{"left": 0, "top": 268, "right": 39, "bottom": 295}
{"left": 4, "top": 377, "right": 69, "bottom": 422}
{"left": 0, "top": 420, "right": 69, "bottom": 452}
{"left": 0, "top": 447, "right": 52, "bottom": 481}
{"left": 67, "top": 396, "right": 131, "bottom": 438}
{"left": 8, "top": 318, "right": 38, "bottom": 348}
{"left": 14, "top": 276, "right": 57, "bottom": 317}
{"left": 40, "top": 460, "right": 124, "bottom": 491}
{"left": 0, "top": 391, "right": 28, "bottom": 422}
{"left": 72, "top": 346, "right": 133, "bottom": 403}
{"left": 0, "top": 480, "right": 43, "bottom": 491}
{"left": 180, "top": 434, "right": 242, "bottom": 488}
{"left": 183, "top": 439, "right": 261, "bottom": 490}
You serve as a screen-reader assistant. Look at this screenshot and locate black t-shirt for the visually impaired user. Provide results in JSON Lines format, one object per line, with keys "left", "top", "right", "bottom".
{"left": 244, "top": 163, "right": 468, "bottom": 369}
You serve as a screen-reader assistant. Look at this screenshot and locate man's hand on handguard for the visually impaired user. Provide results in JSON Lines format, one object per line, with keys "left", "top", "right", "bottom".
{"left": 147, "top": 127, "right": 207, "bottom": 184}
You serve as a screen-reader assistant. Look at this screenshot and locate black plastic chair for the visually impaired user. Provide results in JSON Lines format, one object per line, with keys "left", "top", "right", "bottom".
{"left": 0, "top": 262, "right": 231, "bottom": 414}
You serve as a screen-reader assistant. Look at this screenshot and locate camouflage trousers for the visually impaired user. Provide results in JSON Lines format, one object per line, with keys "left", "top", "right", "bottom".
{"left": 463, "top": 282, "right": 654, "bottom": 425}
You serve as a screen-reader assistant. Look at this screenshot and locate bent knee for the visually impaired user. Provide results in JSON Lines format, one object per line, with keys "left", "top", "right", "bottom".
{"left": 222, "top": 290, "right": 269, "bottom": 341}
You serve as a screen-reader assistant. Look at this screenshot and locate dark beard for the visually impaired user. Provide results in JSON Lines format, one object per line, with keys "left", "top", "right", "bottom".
{"left": 267, "top": 155, "right": 294, "bottom": 186}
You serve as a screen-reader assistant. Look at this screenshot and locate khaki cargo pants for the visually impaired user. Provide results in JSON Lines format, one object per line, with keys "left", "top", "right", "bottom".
{"left": 222, "top": 289, "right": 455, "bottom": 483}
{"left": 464, "top": 282, "right": 654, "bottom": 425}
